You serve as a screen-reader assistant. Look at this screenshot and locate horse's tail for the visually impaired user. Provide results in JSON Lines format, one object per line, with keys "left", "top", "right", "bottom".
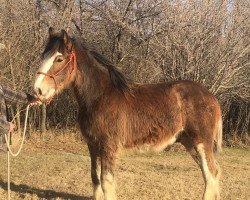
{"left": 215, "top": 117, "right": 223, "bottom": 153}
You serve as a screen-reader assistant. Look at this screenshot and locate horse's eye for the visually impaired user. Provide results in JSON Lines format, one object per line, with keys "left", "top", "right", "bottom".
{"left": 56, "top": 58, "right": 63, "bottom": 63}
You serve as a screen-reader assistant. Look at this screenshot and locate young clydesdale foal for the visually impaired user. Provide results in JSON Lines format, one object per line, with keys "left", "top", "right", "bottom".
{"left": 34, "top": 28, "right": 222, "bottom": 200}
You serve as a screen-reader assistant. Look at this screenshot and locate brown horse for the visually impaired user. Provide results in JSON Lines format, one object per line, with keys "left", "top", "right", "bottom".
{"left": 34, "top": 28, "right": 222, "bottom": 200}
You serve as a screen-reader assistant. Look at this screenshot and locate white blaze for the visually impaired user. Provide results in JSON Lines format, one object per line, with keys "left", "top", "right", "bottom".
{"left": 34, "top": 52, "right": 62, "bottom": 90}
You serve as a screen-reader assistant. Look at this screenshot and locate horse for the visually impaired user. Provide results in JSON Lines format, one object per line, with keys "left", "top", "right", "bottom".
{"left": 34, "top": 28, "right": 222, "bottom": 200}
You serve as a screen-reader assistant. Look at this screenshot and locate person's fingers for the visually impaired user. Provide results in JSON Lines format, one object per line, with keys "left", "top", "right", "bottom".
{"left": 9, "top": 122, "right": 15, "bottom": 132}
{"left": 29, "top": 99, "right": 42, "bottom": 106}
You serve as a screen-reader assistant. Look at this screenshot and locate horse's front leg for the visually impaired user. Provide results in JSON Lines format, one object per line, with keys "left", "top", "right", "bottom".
{"left": 101, "top": 147, "right": 117, "bottom": 200}
{"left": 88, "top": 143, "right": 104, "bottom": 200}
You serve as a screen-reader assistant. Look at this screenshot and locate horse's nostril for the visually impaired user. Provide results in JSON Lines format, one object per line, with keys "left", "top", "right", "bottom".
{"left": 38, "top": 88, "right": 42, "bottom": 95}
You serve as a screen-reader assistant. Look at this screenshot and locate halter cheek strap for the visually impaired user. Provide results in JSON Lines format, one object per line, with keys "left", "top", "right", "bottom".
{"left": 37, "top": 51, "right": 77, "bottom": 104}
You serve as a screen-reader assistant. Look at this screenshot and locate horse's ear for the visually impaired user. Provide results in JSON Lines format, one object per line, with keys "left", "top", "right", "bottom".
{"left": 49, "top": 27, "right": 55, "bottom": 37}
{"left": 61, "top": 29, "right": 72, "bottom": 50}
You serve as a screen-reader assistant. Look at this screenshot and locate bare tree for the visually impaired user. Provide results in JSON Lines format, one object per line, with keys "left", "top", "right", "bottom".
{"left": 0, "top": 0, "right": 249, "bottom": 143}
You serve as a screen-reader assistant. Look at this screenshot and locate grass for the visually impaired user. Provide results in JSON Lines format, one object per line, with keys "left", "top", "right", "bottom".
{"left": 0, "top": 134, "right": 249, "bottom": 200}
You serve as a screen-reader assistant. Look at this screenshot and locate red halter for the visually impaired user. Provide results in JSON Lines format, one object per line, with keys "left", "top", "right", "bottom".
{"left": 37, "top": 51, "right": 76, "bottom": 104}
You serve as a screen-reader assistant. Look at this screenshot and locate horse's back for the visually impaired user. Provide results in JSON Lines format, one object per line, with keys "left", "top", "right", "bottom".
{"left": 132, "top": 80, "right": 219, "bottom": 111}
{"left": 131, "top": 80, "right": 221, "bottom": 138}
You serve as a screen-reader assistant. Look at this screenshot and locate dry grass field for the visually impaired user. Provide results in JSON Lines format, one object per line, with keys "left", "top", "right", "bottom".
{"left": 0, "top": 134, "right": 249, "bottom": 200}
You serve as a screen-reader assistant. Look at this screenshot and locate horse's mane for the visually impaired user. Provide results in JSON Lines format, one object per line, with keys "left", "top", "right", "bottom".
{"left": 76, "top": 37, "right": 130, "bottom": 93}
{"left": 89, "top": 50, "right": 130, "bottom": 93}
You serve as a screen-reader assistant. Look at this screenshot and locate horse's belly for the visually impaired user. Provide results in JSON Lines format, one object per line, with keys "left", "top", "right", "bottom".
{"left": 124, "top": 133, "right": 180, "bottom": 153}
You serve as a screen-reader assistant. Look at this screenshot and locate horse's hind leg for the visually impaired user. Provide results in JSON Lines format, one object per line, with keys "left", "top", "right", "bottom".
{"left": 197, "top": 142, "right": 220, "bottom": 200}
{"left": 180, "top": 134, "right": 220, "bottom": 200}
{"left": 179, "top": 134, "right": 202, "bottom": 167}
{"left": 88, "top": 143, "right": 104, "bottom": 200}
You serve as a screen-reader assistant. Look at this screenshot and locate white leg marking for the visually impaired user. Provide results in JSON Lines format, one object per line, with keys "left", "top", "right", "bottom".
{"left": 34, "top": 52, "right": 62, "bottom": 89}
{"left": 102, "top": 172, "right": 116, "bottom": 200}
{"left": 94, "top": 185, "right": 103, "bottom": 200}
{"left": 93, "top": 165, "right": 103, "bottom": 200}
{"left": 197, "top": 143, "right": 219, "bottom": 200}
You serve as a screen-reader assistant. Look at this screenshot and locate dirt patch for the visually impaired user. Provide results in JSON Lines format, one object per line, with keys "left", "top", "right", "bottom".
{"left": 0, "top": 134, "right": 249, "bottom": 200}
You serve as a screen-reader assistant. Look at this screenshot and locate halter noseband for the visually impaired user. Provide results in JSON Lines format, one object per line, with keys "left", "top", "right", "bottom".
{"left": 37, "top": 51, "right": 76, "bottom": 104}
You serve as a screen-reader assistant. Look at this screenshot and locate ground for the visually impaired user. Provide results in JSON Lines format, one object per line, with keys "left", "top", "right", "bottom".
{"left": 0, "top": 133, "right": 249, "bottom": 200}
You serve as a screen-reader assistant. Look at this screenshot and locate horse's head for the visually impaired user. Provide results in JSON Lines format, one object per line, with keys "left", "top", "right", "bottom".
{"left": 34, "top": 28, "right": 76, "bottom": 103}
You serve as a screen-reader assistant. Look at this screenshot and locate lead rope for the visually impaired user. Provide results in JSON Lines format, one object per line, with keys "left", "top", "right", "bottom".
{"left": 4, "top": 105, "right": 30, "bottom": 200}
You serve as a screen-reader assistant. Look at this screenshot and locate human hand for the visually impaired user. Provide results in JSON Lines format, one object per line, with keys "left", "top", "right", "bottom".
{"left": 9, "top": 122, "right": 15, "bottom": 133}
{"left": 30, "top": 98, "right": 42, "bottom": 106}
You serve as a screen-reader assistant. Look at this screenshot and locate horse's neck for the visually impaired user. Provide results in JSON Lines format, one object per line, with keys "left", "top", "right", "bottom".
{"left": 73, "top": 53, "right": 110, "bottom": 109}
